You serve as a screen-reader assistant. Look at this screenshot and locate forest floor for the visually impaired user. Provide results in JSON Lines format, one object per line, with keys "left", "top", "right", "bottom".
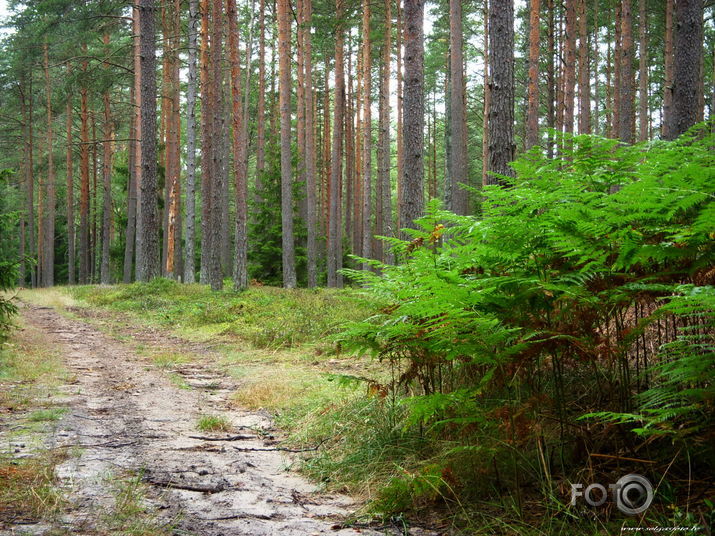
{"left": 0, "top": 291, "right": 436, "bottom": 536}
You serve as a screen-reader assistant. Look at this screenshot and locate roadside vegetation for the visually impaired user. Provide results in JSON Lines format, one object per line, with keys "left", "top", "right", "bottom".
{"left": 0, "top": 312, "right": 69, "bottom": 528}
{"left": 45, "top": 131, "right": 714, "bottom": 535}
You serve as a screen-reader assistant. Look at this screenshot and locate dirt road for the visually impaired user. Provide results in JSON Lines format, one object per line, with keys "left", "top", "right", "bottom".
{"left": 9, "top": 303, "right": 418, "bottom": 535}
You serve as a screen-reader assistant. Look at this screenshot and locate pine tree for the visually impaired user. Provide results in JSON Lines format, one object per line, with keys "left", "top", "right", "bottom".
{"left": 449, "top": 0, "right": 468, "bottom": 213}
{"left": 526, "top": 0, "right": 540, "bottom": 149}
{"left": 401, "top": 0, "right": 425, "bottom": 231}
{"left": 277, "top": 0, "right": 297, "bottom": 288}
{"left": 487, "top": 0, "right": 514, "bottom": 183}
{"left": 327, "top": 0, "right": 345, "bottom": 288}
{"left": 666, "top": 0, "right": 704, "bottom": 139}
{"left": 136, "top": 0, "right": 159, "bottom": 282}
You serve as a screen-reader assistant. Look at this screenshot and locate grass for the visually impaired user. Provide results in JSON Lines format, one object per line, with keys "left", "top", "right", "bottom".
{"left": 151, "top": 351, "right": 190, "bottom": 370}
{"left": 0, "top": 450, "right": 67, "bottom": 524}
{"left": 0, "top": 318, "right": 70, "bottom": 527}
{"left": 29, "top": 281, "right": 707, "bottom": 534}
{"left": 27, "top": 408, "right": 67, "bottom": 422}
{"left": 167, "top": 372, "right": 191, "bottom": 390}
{"left": 100, "top": 472, "right": 175, "bottom": 536}
{"left": 196, "top": 414, "right": 232, "bottom": 433}
{"left": 65, "top": 278, "right": 376, "bottom": 349}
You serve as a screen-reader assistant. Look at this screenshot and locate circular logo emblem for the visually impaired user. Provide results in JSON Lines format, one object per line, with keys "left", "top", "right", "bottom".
{"left": 614, "top": 474, "right": 654, "bottom": 515}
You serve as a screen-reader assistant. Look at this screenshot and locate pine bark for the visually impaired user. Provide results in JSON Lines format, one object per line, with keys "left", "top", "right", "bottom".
{"left": 165, "top": 0, "right": 182, "bottom": 278}
{"left": 228, "top": 0, "right": 248, "bottom": 290}
{"left": 361, "top": 0, "right": 373, "bottom": 266}
{"left": 378, "top": 0, "right": 393, "bottom": 264}
{"left": 199, "top": 0, "right": 211, "bottom": 285}
{"left": 19, "top": 78, "right": 33, "bottom": 286}
{"left": 482, "top": 1, "right": 490, "bottom": 180}
{"left": 449, "top": 0, "right": 469, "bottom": 213}
{"left": 525, "top": 0, "right": 540, "bottom": 149}
{"left": 42, "top": 41, "right": 55, "bottom": 287}
{"left": 617, "top": 0, "right": 634, "bottom": 144}
{"left": 327, "top": 0, "right": 345, "bottom": 287}
{"left": 593, "top": 0, "right": 600, "bottom": 135}
{"left": 101, "top": 33, "right": 113, "bottom": 285}
{"left": 563, "top": 0, "right": 576, "bottom": 135}
{"left": 666, "top": 0, "right": 704, "bottom": 139}
{"left": 66, "top": 84, "right": 75, "bottom": 284}
{"left": 278, "top": 0, "right": 297, "bottom": 288}
{"left": 396, "top": 0, "right": 404, "bottom": 229}
{"left": 303, "top": 0, "right": 318, "bottom": 286}
{"left": 487, "top": 0, "right": 515, "bottom": 183}
{"left": 577, "top": 0, "right": 590, "bottom": 135}
{"left": 208, "top": 0, "right": 225, "bottom": 289}
{"left": 136, "top": 0, "right": 160, "bottom": 282}
{"left": 124, "top": 7, "right": 142, "bottom": 283}
{"left": 255, "top": 0, "right": 266, "bottom": 196}
{"left": 22, "top": 79, "right": 35, "bottom": 287}
{"left": 662, "top": 0, "right": 674, "bottom": 138}
{"left": 184, "top": 0, "right": 198, "bottom": 283}
{"left": 637, "top": 0, "right": 648, "bottom": 141}
{"left": 79, "top": 55, "right": 90, "bottom": 284}
{"left": 401, "top": 0, "right": 425, "bottom": 232}
{"left": 613, "top": 2, "right": 621, "bottom": 138}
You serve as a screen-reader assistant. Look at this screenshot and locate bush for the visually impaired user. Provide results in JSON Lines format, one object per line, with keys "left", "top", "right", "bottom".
{"left": 339, "top": 128, "right": 715, "bottom": 522}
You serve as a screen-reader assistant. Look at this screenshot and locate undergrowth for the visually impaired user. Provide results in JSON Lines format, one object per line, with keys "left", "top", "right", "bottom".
{"left": 69, "top": 281, "right": 375, "bottom": 350}
{"left": 328, "top": 129, "right": 714, "bottom": 533}
{"left": 52, "top": 128, "right": 714, "bottom": 534}
{"left": 0, "top": 450, "right": 67, "bottom": 525}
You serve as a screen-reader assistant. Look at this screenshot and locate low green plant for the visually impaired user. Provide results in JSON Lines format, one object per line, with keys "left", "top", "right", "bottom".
{"left": 28, "top": 408, "right": 67, "bottom": 422}
{"left": 337, "top": 128, "right": 715, "bottom": 526}
{"left": 196, "top": 414, "right": 232, "bottom": 433}
{"left": 0, "top": 250, "right": 18, "bottom": 345}
{"left": 101, "top": 473, "right": 174, "bottom": 536}
{"left": 69, "top": 280, "right": 375, "bottom": 350}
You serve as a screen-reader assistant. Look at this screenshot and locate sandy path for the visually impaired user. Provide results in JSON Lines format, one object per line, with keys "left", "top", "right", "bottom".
{"left": 15, "top": 303, "right": 401, "bottom": 536}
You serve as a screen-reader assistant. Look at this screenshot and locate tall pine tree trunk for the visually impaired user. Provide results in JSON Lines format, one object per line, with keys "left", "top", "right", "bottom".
{"left": 526, "top": 0, "right": 540, "bottom": 149}
{"left": 617, "top": 0, "right": 634, "bottom": 144}
{"left": 378, "top": 0, "right": 393, "bottom": 264}
{"left": 208, "top": 0, "right": 225, "bottom": 290}
{"left": 327, "top": 0, "right": 345, "bottom": 288}
{"left": 79, "top": 55, "right": 90, "bottom": 284}
{"left": 124, "top": 8, "right": 141, "bottom": 283}
{"left": 20, "top": 78, "right": 35, "bottom": 287}
{"left": 401, "top": 0, "right": 425, "bottom": 232}
{"left": 165, "top": 0, "right": 182, "bottom": 278}
{"left": 199, "top": 0, "right": 212, "bottom": 284}
{"left": 184, "top": 0, "right": 198, "bottom": 283}
{"left": 255, "top": 0, "right": 266, "bottom": 198}
{"left": 666, "top": 0, "right": 703, "bottom": 139}
{"left": 563, "top": 0, "right": 576, "bottom": 135}
{"left": 43, "top": 40, "right": 55, "bottom": 287}
{"left": 136, "top": 0, "right": 160, "bottom": 282}
{"left": 278, "top": 0, "right": 297, "bottom": 288}
{"left": 361, "top": 0, "right": 372, "bottom": 266}
{"left": 638, "top": 0, "right": 648, "bottom": 141}
{"left": 577, "top": 0, "right": 590, "bottom": 134}
{"left": 304, "top": 0, "right": 318, "bottom": 286}
{"left": 228, "top": 0, "right": 248, "bottom": 289}
{"left": 101, "top": 33, "right": 113, "bottom": 285}
{"left": 487, "top": 0, "right": 514, "bottom": 183}
{"left": 449, "top": 0, "right": 468, "bottom": 213}
{"left": 66, "top": 83, "right": 75, "bottom": 284}
{"left": 395, "top": 0, "right": 404, "bottom": 230}
{"left": 546, "top": 0, "right": 555, "bottom": 156}
{"left": 662, "top": 0, "right": 674, "bottom": 138}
